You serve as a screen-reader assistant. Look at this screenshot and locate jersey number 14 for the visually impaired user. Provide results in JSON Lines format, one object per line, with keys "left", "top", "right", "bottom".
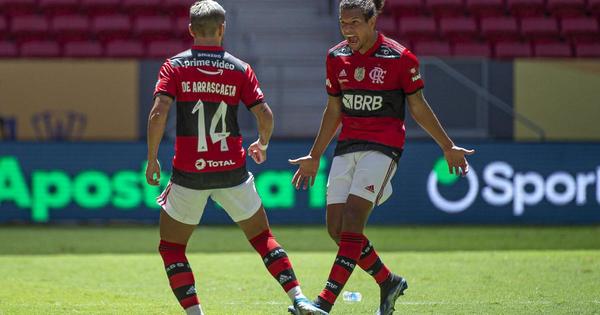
{"left": 192, "top": 100, "right": 230, "bottom": 152}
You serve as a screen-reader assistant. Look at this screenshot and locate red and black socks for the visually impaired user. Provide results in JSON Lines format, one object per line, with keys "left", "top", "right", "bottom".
{"left": 316, "top": 232, "right": 366, "bottom": 312}
{"left": 358, "top": 239, "right": 392, "bottom": 285}
{"left": 249, "top": 229, "right": 301, "bottom": 294}
{"left": 158, "top": 240, "right": 202, "bottom": 314}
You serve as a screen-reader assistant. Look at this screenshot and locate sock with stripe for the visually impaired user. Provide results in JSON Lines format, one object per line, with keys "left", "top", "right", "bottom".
{"left": 158, "top": 240, "right": 201, "bottom": 312}
{"left": 316, "top": 232, "right": 366, "bottom": 312}
{"left": 358, "top": 239, "right": 392, "bottom": 285}
{"left": 249, "top": 229, "right": 301, "bottom": 297}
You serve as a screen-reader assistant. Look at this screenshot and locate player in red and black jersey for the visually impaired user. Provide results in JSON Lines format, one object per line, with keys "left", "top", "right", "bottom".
{"left": 146, "top": 1, "right": 324, "bottom": 314}
{"left": 289, "top": 1, "right": 475, "bottom": 314}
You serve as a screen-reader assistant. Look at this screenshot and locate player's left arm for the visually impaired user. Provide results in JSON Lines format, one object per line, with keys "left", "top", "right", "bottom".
{"left": 406, "top": 90, "right": 475, "bottom": 175}
{"left": 146, "top": 94, "right": 174, "bottom": 185}
{"left": 248, "top": 102, "right": 273, "bottom": 164}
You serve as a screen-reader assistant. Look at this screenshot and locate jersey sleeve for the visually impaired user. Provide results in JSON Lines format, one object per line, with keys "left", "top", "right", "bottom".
{"left": 154, "top": 60, "right": 177, "bottom": 99}
{"left": 400, "top": 51, "right": 425, "bottom": 95}
{"left": 240, "top": 64, "right": 265, "bottom": 108}
{"left": 325, "top": 54, "right": 341, "bottom": 96}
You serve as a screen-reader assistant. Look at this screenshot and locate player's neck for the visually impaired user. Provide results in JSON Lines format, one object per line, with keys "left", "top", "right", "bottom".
{"left": 193, "top": 37, "right": 222, "bottom": 47}
{"left": 358, "top": 31, "right": 378, "bottom": 54}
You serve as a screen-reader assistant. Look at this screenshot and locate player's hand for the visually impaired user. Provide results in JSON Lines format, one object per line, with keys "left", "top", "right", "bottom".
{"left": 146, "top": 158, "right": 161, "bottom": 186}
{"left": 443, "top": 145, "right": 475, "bottom": 176}
{"left": 289, "top": 155, "right": 320, "bottom": 190}
{"left": 248, "top": 140, "right": 267, "bottom": 164}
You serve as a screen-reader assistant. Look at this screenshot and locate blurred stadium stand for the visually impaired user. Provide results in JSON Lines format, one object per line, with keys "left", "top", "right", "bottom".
{"left": 0, "top": 0, "right": 598, "bottom": 140}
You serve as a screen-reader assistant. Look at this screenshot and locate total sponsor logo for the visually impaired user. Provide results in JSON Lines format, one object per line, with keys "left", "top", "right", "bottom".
{"left": 427, "top": 157, "right": 600, "bottom": 216}
{"left": 195, "top": 158, "right": 236, "bottom": 171}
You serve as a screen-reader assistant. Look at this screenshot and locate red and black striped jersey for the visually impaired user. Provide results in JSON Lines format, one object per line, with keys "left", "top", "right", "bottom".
{"left": 325, "top": 33, "right": 424, "bottom": 161}
{"left": 154, "top": 45, "right": 264, "bottom": 189}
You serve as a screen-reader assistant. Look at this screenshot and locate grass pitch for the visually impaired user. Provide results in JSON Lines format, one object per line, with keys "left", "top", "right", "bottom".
{"left": 0, "top": 226, "right": 599, "bottom": 314}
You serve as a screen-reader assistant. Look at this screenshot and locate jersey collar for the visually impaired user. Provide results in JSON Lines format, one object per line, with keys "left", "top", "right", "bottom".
{"left": 355, "top": 32, "right": 383, "bottom": 57}
{"left": 191, "top": 45, "right": 224, "bottom": 51}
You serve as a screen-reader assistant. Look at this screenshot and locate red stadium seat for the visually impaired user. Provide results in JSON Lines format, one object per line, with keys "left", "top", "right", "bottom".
{"left": 122, "top": 0, "right": 162, "bottom": 15}
{"left": 426, "top": 0, "right": 466, "bottom": 18}
{"left": 439, "top": 17, "right": 479, "bottom": 43}
{"left": 0, "top": 0, "right": 37, "bottom": 16}
{"left": 134, "top": 15, "right": 173, "bottom": 41}
{"left": 412, "top": 40, "right": 452, "bottom": 56}
{"left": 453, "top": 41, "right": 492, "bottom": 57}
{"left": 51, "top": 15, "right": 90, "bottom": 42}
{"left": 20, "top": 40, "right": 61, "bottom": 57}
{"left": 147, "top": 40, "right": 188, "bottom": 59}
{"left": 92, "top": 14, "right": 131, "bottom": 41}
{"left": 574, "top": 43, "right": 600, "bottom": 57}
{"left": 590, "top": 0, "right": 600, "bottom": 18}
{"left": 465, "top": 0, "right": 505, "bottom": 18}
{"left": 39, "top": 0, "right": 81, "bottom": 16}
{"left": 81, "top": 0, "right": 122, "bottom": 16}
{"left": 63, "top": 40, "right": 103, "bottom": 57}
{"left": 533, "top": 41, "right": 573, "bottom": 57}
{"left": 480, "top": 16, "right": 520, "bottom": 42}
{"left": 10, "top": 15, "right": 50, "bottom": 41}
{"left": 547, "top": 0, "right": 586, "bottom": 18}
{"left": 163, "top": 0, "right": 194, "bottom": 16}
{"left": 174, "top": 16, "right": 191, "bottom": 38}
{"left": 520, "top": 17, "right": 560, "bottom": 43}
{"left": 398, "top": 17, "right": 438, "bottom": 42}
{"left": 377, "top": 16, "right": 399, "bottom": 36}
{"left": 506, "top": 0, "right": 545, "bottom": 17}
{"left": 561, "top": 17, "right": 600, "bottom": 43}
{"left": 387, "top": 0, "right": 425, "bottom": 17}
{"left": 494, "top": 41, "right": 532, "bottom": 58}
{"left": 0, "top": 41, "right": 18, "bottom": 57}
{"left": 105, "top": 39, "right": 144, "bottom": 58}
{"left": 0, "top": 15, "right": 7, "bottom": 37}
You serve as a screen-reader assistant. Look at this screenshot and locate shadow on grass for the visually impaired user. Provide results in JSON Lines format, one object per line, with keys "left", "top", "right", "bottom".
{"left": 0, "top": 225, "right": 599, "bottom": 255}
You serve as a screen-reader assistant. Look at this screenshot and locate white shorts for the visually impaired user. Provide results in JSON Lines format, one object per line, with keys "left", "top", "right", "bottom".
{"left": 157, "top": 173, "right": 262, "bottom": 225}
{"left": 327, "top": 151, "right": 397, "bottom": 206}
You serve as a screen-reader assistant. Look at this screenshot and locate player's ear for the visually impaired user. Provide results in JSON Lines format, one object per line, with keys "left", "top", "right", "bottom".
{"left": 218, "top": 22, "right": 225, "bottom": 37}
{"left": 188, "top": 23, "right": 195, "bottom": 38}
{"left": 368, "top": 15, "right": 377, "bottom": 29}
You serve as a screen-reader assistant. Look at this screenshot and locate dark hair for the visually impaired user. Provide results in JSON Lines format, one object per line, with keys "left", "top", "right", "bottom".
{"left": 190, "top": 0, "right": 226, "bottom": 36}
{"left": 339, "top": 0, "right": 385, "bottom": 20}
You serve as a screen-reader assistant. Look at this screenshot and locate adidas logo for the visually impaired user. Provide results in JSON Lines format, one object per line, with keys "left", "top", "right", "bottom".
{"left": 186, "top": 286, "right": 197, "bottom": 295}
{"left": 365, "top": 185, "right": 375, "bottom": 193}
{"left": 339, "top": 69, "right": 347, "bottom": 77}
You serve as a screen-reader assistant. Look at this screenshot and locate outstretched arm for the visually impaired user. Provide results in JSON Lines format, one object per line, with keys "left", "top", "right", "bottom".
{"left": 146, "top": 94, "right": 173, "bottom": 186}
{"left": 247, "top": 102, "right": 274, "bottom": 164}
{"left": 289, "top": 95, "right": 342, "bottom": 189}
{"left": 407, "top": 90, "right": 474, "bottom": 175}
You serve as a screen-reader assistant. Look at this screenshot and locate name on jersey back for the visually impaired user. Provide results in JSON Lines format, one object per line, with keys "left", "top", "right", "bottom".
{"left": 181, "top": 81, "right": 236, "bottom": 97}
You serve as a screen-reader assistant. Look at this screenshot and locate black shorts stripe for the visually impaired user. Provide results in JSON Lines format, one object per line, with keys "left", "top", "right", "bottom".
{"left": 375, "top": 159, "right": 395, "bottom": 205}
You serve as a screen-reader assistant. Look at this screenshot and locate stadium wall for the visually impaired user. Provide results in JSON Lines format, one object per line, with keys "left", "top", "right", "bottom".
{"left": 0, "top": 60, "right": 139, "bottom": 141}
{"left": 1, "top": 142, "right": 599, "bottom": 225}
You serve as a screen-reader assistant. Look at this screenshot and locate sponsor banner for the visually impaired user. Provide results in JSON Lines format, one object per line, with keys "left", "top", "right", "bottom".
{"left": 1, "top": 142, "right": 599, "bottom": 224}
{"left": 0, "top": 60, "right": 138, "bottom": 141}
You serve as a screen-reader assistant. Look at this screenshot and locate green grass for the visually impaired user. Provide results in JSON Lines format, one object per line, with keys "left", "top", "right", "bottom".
{"left": 1, "top": 226, "right": 599, "bottom": 314}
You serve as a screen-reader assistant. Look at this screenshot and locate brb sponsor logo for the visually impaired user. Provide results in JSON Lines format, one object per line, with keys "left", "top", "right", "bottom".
{"left": 342, "top": 94, "right": 383, "bottom": 111}
{"left": 427, "top": 157, "right": 600, "bottom": 216}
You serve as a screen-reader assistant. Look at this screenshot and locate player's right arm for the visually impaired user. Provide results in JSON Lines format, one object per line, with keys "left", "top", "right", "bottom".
{"left": 289, "top": 95, "right": 342, "bottom": 190}
{"left": 146, "top": 94, "right": 174, "bottom": 186}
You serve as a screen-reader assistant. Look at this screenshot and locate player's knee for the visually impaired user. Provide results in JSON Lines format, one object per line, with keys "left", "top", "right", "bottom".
{"left": 327, "top": 225, "right": 341, "bottom": 244}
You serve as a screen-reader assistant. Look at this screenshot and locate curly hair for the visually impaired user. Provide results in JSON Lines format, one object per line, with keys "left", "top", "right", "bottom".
{"left": 339, "top": 0, "right": 385, "bottom": 20}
